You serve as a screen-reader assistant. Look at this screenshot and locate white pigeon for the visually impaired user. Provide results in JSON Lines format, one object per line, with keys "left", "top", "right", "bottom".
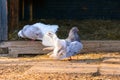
{"left": 18, "top": 22, "right": 59, "bottom": 40}
{"left": 44, "top": 31, "right": 83, "bottom": 60}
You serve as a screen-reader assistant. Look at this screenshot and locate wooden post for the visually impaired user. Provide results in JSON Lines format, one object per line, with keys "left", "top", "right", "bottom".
{"left": 29, "top": 0, "right": 33, "bottom": 21}
{"left": 0, "top": 0, "right": 8, "bottom": 41}
{"left": 8, "top": 0, "right": 19, "bottom": 32}
{"left": 22, "top": 0, "right": 25, "bottom": 20}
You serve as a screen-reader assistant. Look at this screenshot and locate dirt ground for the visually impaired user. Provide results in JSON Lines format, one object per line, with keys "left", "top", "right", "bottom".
{"left": 0, "top": 52, "right": 120, "bottom": 80}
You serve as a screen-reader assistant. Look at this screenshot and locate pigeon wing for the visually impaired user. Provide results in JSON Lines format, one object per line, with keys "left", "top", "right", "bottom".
{"left": 42, "top": 32, "right": 55, "bottom": 46}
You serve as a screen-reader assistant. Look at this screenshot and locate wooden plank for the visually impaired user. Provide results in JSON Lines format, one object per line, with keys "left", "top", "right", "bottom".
{"left": 0, "top": 41, "right": 44, "bottom": 47}
{"left": 0, "top": 47, "right": 8, "bottom": 54}
{"left": 9, "top": 46, "right": 50, "bottom": 54}
{"left": 81, "top": 40, "right": 120, "bottom": 53}
{"left": 6, "top": 41, "right": 52, "bottom": 57}
{"left": 0, "top": 0, "right": 8, "bottom": 41}
{"left": 0, "top": 41, "right": 120, "bottom": 57}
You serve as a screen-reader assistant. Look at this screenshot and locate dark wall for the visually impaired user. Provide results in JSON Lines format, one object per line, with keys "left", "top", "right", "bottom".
{"left": 20, "top": 0, "right": 120, "bottom": 20}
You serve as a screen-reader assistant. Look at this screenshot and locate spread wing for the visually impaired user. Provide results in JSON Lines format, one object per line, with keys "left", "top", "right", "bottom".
{"left": 42, "top": 32, "right": 54, "bottom": 46}
{"left": 18, "top": 22, "right": 59, "bottom": 40}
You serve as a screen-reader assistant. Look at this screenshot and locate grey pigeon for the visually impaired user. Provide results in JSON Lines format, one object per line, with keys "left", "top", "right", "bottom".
{"left": 66, "top": 27, "right": 81, "bottom": 42}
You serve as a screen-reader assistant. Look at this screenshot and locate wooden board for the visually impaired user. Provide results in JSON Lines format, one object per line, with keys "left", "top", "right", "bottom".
{"left": 0, "top": 41, "right": 52, "bottom": 57}
{"left": 0, "top": 40, "right": 120, "bottom": 57}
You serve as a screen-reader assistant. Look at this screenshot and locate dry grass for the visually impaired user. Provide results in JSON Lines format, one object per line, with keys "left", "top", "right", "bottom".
{"left": 9, "top": 19, "right": 120, "bottom": 40}
{"left": 0, "top": 52, "right": 120, "bottom": 80}
{"left": 0, "top": 71, "right": 120, "bottom": 80}
{"left": 1, "top": 73, "right": 119, "bottom": 80}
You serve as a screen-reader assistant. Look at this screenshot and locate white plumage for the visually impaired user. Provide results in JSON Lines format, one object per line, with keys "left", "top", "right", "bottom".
{"left": 18, "top": 22, "right": 59, "bottom": 40}
{"left": 44, "top": 31, "right": 83, "bottom": 60}
{"left": 42, "top": 31, "right": 55, "bottom": 46}
{"left": 42, "top": 27, "right": 80, "bottom": 47}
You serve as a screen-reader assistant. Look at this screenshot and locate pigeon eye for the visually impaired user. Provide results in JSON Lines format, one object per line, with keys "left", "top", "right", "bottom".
{"left": 48, "top": 33, "right": 52, "bottom": 36}
{"left": 48, "top": 33, "right": 52, "bottom": 35}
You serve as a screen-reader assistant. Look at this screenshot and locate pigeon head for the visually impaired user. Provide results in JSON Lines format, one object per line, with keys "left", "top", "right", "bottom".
{"left": 18, "top": 30, "right": 22, "bottom": 37}
{"left": 18, "top": 30, "right": 26, "bottom": 38}
{"left": 67, "top": 27, "right": 80, "bottom": 42}
{"left": 35, "top": 32, "right": 43, "bottom": 40}
{"left": 46, "top": 31, "right": 57, "bottom": 39}
{"left": 71, "top": 27, "right": 79, "bottom": 33}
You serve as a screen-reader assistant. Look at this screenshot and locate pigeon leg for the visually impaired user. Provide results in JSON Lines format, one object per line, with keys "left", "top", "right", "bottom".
{"left": 77, "top": 55, "right": 79, "bottom": 60}
{"left": 68, "top": 56, "right": 72, "bottom": 61}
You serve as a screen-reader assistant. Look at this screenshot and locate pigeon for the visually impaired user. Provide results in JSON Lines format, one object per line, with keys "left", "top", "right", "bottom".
{"left": 65, "top": 27, "right": 81, "bottom": 60}
{"left": 18, "top": 22, "right": 59, "bottom": 40}
{"left": 42, "top": 27, "right": 81, "bottom": 47}
{"left": 44, "top": 31, "right": 83, "bottom": 60}
{"left": 66, "top": 27, "right": 81, "bottom": 42}
{"left": 18, "top": 25, "right": 43, "bottom": 40}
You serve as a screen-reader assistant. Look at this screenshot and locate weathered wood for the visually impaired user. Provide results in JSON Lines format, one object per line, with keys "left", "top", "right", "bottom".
{"left": 0, "top": 40, "right": 120, "bottom": 57}
{"left": 8, "top": 0, "right": 19, "bottom": 32}
{"left": 0, "top": 41, "right": 52, "bottom": 57}
{"left": 29, "top": 0, "right": 33, "bottom": 21}
{"left": 0, "top": 0, "right": 8, "bottom": 41}
{"left": 81, "top": 40, "right": 120, "bottom": 53}
{"left": 0, "top": 47, "right": 8, "bottom": 54}
{"left": 22, "top": 0, "right": 25, "bottom": 20}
